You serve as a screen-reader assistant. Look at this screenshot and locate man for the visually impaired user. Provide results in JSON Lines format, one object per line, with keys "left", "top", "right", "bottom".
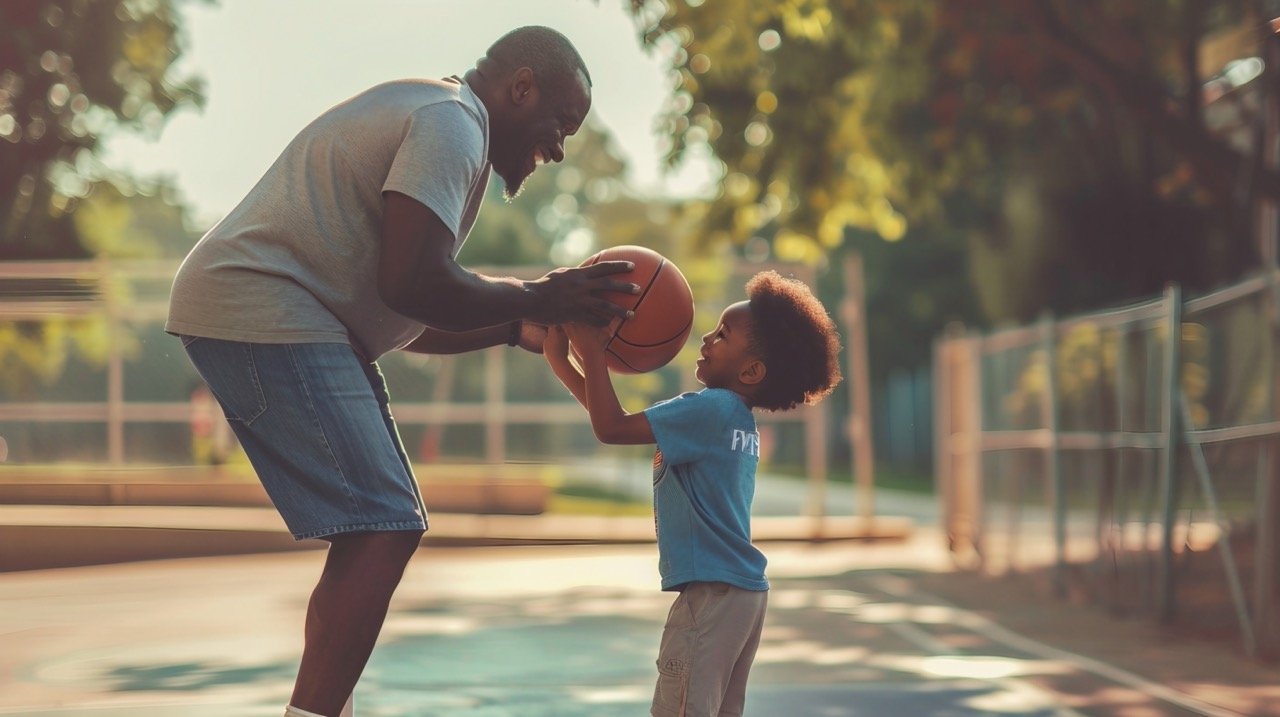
{"left": 166, "top": 26, "right": 636, "bottom": 717}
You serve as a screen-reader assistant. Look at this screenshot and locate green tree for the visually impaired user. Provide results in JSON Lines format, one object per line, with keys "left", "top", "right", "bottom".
{"left": 74, "top": 177, "right": 202, "bottom": 258}
{"left": 460, "top": 120, "right": 629, "bottom": 267}
{"left": 626, "top": 0, "right": 1278, "bottom": 348}
{"left": 925, "top": 0, "right": 1276, "bottom": 322}
{"left": 0, "top": 0, "right": 205, "bottom": 259}
{"left": 627, "top": 0, "right": 935, "bottom": 261}
{"left": 625, "top": 0, "right": 971, "bottom": 390}
{"left": 0, "top": 1, "right": 204, "bottom": 400}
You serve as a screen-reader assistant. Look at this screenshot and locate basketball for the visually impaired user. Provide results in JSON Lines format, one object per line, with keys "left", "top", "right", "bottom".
{"left": 577, "top": 245, "right": 695, "bottom": 374}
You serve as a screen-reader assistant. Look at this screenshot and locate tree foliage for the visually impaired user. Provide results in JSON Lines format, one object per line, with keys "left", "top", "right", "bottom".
{"left": 627, "top": 0, "right": 935, "bottom": 263}
{"left": 627, "top": 0, "right": 1280, "bottom": 341}
{"left": 460, "top": 119, "right": 631, "bottom": 267}
{"left": 926, "top": 0, "right": 1276, "bottom": 321}
{"left": 0, "top": 0, "right": 205, "bottom": 399}
{"left": 0, "top": 0, "right": 205, "bottom": 259}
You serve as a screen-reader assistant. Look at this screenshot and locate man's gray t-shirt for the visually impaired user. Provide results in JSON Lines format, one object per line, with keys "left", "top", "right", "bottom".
{"left": 166, "top": 78, "right": 492, "bottom": 360}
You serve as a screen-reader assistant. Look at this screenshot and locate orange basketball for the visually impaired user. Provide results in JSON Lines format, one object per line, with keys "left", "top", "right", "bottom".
{"left": 578, "top": 245, "right": 695, "bottom": 373}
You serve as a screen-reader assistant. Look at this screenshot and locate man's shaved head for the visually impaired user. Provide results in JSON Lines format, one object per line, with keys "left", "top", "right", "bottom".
{"left": 485, "top": 25, "right": 592, "bottom": 100}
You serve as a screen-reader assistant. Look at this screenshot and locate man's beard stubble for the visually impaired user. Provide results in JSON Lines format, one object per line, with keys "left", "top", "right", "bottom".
{"left": 496, "top": 162, "right": 529, "bottom": 202}
{"left": 502, "top": 179, "right": 526, "bottom": 202}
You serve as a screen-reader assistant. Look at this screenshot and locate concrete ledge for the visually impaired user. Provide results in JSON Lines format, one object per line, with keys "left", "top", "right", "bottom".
{"left": 429, "top": 514, "right": 917, "bottom": 545}
{"left": 0, "top": 524, "right": 320, "bottom": 572}
{"left": 0, "top": 482, "right": 272, "bottom": 507}
{"left": 0, "top": 481, "right": 551, "bottom": 515}
{"left": 0, "top": 505, "right": 913, "bottom": 571}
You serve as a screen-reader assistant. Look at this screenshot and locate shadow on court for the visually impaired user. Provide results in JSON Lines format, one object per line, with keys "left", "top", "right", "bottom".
{"left": 3, "top": 539, "right": 1277, "bottom": 716}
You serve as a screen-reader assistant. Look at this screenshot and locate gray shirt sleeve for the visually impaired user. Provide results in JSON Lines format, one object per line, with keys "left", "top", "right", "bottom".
{"left": 382, "top": 101, "right": 487, "bottom": 239}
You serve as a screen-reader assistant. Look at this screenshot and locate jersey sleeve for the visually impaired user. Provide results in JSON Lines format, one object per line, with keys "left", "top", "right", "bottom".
{"left": 644, "top": 391, "right": 728, "bottom": 466}
{"left": 382, "top": 101, "right": 486, "bottom": 239}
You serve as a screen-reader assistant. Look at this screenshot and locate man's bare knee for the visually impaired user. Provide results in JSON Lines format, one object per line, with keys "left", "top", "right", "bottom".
{"left": 329, "top": 530, "right": 423, "bottom": 565}
{"left": 371, "top": 529, "right": 425, "bottom": 561}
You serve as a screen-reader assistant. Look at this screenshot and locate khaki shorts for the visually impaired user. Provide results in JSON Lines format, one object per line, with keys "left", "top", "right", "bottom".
{"left": 651, "top": 581, "right": 769, "bottom": 717}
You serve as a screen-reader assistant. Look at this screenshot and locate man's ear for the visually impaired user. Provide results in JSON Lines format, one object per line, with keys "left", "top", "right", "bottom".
{"left": 510, "top": 67, "right": 537, "bottom": 106}
{"left": 740, "top": 359, "right": 767, "bottom": 386}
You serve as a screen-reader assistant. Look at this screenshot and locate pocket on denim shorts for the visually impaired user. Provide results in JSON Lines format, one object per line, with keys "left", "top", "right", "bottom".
{"left": 182, "top": 336, "right": 269, "bottom": 424}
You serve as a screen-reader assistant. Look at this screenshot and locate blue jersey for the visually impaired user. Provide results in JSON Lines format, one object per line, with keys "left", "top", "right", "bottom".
{"left": 643, "top": 388, "right": 769, "bottom": 592}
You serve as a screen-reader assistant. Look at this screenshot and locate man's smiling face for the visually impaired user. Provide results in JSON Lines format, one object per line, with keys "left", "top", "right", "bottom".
{"left": 491, "top": 69, "right": 590, "bottom": 200}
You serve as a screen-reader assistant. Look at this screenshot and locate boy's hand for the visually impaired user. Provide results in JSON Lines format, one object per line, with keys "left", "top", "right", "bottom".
{"left": 517, "top": 321, "right": 549, "bottom": 354}
{"left": 543, "top": 325, "right": 570, "bottom": 360}
{"left": 564, "top": 322, "right": 611, "bottom": 356}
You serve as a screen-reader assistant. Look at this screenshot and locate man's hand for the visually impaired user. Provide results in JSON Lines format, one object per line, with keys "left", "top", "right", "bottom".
{"left": 524, "top": 262, "right": 639, "bottom": 327}
{"left": 380, "top": 193, "right": 638, "bottom": 332}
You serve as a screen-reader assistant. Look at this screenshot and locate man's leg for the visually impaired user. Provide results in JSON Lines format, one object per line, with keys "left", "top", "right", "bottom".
{"left": 182, "top": 339, "right": 428, "bottom": 716}
{"left": 289, "top": 530, "right": 424, "bottom": 716}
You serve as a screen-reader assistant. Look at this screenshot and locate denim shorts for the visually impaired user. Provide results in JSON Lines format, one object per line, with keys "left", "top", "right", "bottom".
{"left": 180, "top": 335, "right": 427, "bottom": 540}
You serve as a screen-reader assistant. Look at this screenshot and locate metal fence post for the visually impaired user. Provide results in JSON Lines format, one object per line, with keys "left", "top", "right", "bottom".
{"left": 103, "top": 259, "right": 125, "bottom": 466}
{"left": 934, "top": 335, "right": 952, "bottom": 547}
{"left": 1040, "top": 312, "right": 1064, "bottom": 596}
{"left": 1258, "top": 269, "right": 1280, "bottom": 656}
{"left": 1179, "top": 394, "right": 1257, "bottom": 656}
{"left": 967, "top": 333, "right": 985, "bottom": 567}
{"left": 843, "top": 254, "right": 876, "bottom": 528}
{"left": 1258, "top": 438, "right": 1278, "bottom": 656}
{"left": 484, "top": 346, "right": 505, "bottom": 464}
{"left": 1157, "top": 283, "right": 1183, "bottom": 624}
{"left": 804, "top": 398, "right": 828, "bottom": 539}
{"left": 1110, "top": 323, "right": 1130, "bottom": 611}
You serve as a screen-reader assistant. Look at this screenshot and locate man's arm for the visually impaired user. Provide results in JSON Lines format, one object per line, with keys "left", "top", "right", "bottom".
{"left": 563, "top": 324, "right": 655, "bottom": 445}
{"left": 377, "top": 191, "right": 638, "bottom": 332}
{"left": 403, "top": 320, "right": 549, "bottom": 355}
{"left": 402, "top": 323, "right": 514, "bottom": 355}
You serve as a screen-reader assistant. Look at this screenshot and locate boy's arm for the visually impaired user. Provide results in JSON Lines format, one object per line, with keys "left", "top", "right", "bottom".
{"left": 564, "top": 324, "right": 656, "bottom": 446}
{"left": 543, "top": 326, "right": 589, "bottom": 408}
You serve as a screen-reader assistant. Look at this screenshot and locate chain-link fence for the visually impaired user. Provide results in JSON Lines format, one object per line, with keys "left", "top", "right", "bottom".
{"left": 935, "top": 270, "right": 1280, "bottom": 657}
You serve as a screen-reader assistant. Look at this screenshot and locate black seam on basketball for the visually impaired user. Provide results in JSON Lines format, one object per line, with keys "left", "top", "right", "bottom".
{"left": 613, "top": 317, "right": 693, "bottom": 348}
{"left": 605, "top": 258, "right": 665, "bottom": 353}
{"left": 607, "top": 347, "right": 643, "bottom": 372}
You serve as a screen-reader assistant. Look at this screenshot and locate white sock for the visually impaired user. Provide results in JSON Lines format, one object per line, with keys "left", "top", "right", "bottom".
{"left": 284, "top": 694, "right": 353, "bottom": 717}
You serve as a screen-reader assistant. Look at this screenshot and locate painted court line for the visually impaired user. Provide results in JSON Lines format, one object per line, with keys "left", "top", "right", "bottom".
{"left": 868, "top": 574, "right": 1247, "bottom": 717}
{"left": 878, "top": 611, "right": 1089, "bottom": 717}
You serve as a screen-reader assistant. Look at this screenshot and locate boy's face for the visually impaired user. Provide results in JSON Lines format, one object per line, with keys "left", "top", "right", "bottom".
{"left": 695, "top": 301, "right": 762, "bottom": 389}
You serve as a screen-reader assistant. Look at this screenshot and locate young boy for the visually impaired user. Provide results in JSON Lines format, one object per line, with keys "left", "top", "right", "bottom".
{"left": 544, "top": 269, "right": 843, "bottom": 717}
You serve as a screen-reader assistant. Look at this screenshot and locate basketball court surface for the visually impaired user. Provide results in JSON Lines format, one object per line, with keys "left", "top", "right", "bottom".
{"left": 3, "top": 533, "right": 1273, "bottom": 717}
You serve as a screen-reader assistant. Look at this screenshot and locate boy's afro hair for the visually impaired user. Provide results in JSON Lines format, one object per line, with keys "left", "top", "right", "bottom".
{"left": 745, "top": 271, "right": 842, "bottom": 412}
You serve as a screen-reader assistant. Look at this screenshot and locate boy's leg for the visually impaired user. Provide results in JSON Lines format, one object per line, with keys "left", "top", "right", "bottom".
{"left": 651, "top": 583, "right": 769, "bottom": 717}
{"left": 714, "top": 589, "right": 767, "bottom": 717}
{"left": 290, "top": 530, "right": 422, "bottom": 716}
{"left": 652, "top": 589, "right": 694, "bottom": 716}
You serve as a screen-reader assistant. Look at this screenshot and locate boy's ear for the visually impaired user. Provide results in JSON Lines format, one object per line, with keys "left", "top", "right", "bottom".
{"left": 739, "top": 359, "right": 767, "bottom": 386}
